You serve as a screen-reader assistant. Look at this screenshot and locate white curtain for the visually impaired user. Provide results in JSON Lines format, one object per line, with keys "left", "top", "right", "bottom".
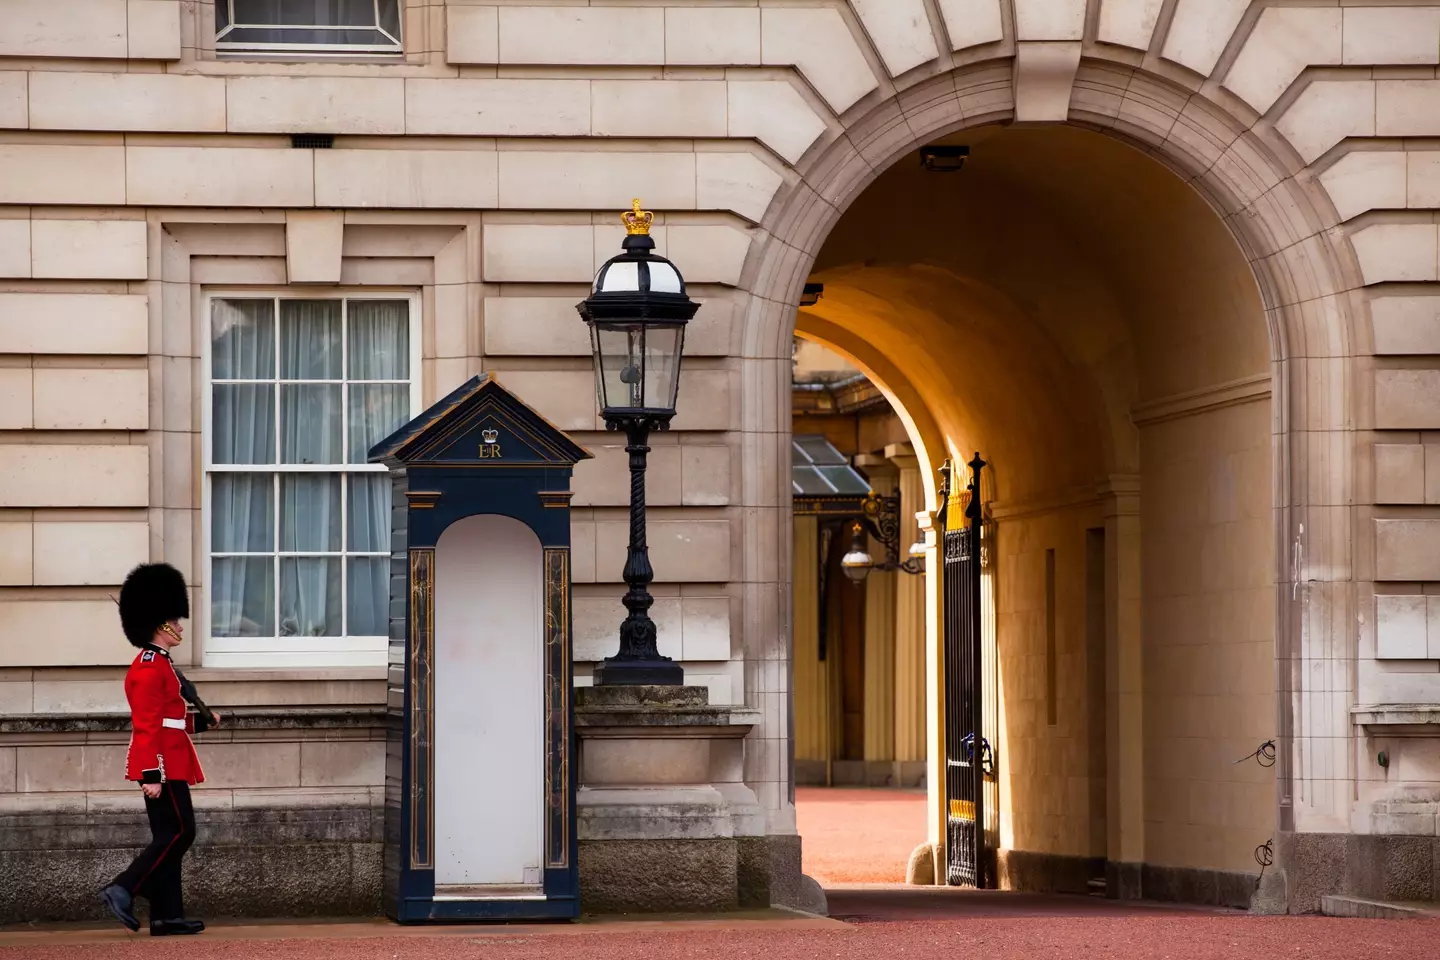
{"left": 211, "top": 297, "right": 405, "bottom": 641}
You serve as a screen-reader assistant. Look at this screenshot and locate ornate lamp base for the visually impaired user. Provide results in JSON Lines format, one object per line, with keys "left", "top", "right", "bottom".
{"left": 593, "top": 656, "right": 684, "bottom": 686}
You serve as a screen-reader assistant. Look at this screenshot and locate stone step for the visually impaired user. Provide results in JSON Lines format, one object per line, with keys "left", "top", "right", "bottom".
{"left": 1320, "top": 896, "right": 1440, "bottom": 919}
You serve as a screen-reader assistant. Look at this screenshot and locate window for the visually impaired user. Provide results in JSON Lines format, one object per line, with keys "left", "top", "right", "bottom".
{"left": 203, "top": 294, "right": 419, "bottom": 667}
{"left": 216, "top": 1, "right": 403, "bottom": 55}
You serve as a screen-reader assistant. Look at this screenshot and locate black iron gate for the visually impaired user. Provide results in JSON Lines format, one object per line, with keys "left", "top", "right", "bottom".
{"left": 943, "top": 454, "right": 992, "bottom": 888}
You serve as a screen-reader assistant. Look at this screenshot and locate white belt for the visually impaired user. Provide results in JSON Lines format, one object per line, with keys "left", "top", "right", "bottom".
{"left": 161, "top": 717, "right": 186, "bottom": 730}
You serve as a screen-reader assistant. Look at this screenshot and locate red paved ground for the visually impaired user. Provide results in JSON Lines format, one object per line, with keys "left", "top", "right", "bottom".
{"left": 795, "top": 786, "right": 928, "bottom": 885}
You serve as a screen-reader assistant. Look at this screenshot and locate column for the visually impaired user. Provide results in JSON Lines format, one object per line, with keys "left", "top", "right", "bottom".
{"left": 1102, "top": 476, "right": 1144, "bottom": 895}
{"left": 889, "top": 445, "right": 927, "bottom": 776}
{"left": 855, "top": 456, "right": 897, "bottom": 775}
{"left": 792, "top": 515, "right": 829, "bottom": 771}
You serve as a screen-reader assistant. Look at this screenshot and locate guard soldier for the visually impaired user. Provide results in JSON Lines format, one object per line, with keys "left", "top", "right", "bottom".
{"left": 99, "top": 563, "right": 219, "bottom": 937}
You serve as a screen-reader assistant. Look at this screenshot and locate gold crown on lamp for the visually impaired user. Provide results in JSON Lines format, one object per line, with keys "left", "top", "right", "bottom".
{"left": 621, "top": 199, "right": 654, "bottom": 236}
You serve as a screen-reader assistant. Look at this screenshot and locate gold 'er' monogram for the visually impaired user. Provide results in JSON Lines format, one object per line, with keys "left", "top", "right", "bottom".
{"left": 479, "top": 427, "right": 502, "bottom": 459}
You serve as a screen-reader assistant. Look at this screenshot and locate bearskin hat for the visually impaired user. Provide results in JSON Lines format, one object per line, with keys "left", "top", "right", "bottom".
{"left": 118, "top": 563, "right": 190, "bottom": 648}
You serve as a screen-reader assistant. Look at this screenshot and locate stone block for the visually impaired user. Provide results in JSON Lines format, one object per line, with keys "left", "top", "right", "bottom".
{"left": 28, "top": 72, "right": 224, "bottom": 132}
{"left": 125, "top": 146, "right": 314, "bottom": 208}
{"left": 32, "top": 521, "right": 148, "bottom": 586}
{"left": 760, "top": 7, "right": 878, "bottom": 114}
{"left": 0, "top": 220, "right": 27, "bottom": 278}
{"left": 682, "top": 597, "right": 731, "bottom": 661}
{"left": 227, "top": 77, "right": 405, "bottom": 135}
{"left": 1407, "top": 152, "right": 1440, "bottom": 209}
{"left": 573, "top": 443, "right": 682, "bottom": 507}
{"left": 1376, "top": 595, "right": 1428, "bottom": 660}
{"left": 573, "top": 595, "right": 681, "bottom": 661}
{"left": 30, "top": 220, "right": 148, "bottom": 281}
{"left": 405, "top": 79, "right": 589, "bottom": 137}
{"left": 1014, "top": 41, "right": 1083, "bottom": 123}
{"left": 1376, "top": 369, "right": 1440, "bottom": 429}
{"left": 1317, "top": 149, "right": 1406, "bottom": 222}
{"left": 0, "top": 600, "right": 133, "bottom": 666}
{"left": 481, "top": 225, "right": 594, "bottom": 283}
{"left": 0, "top": 293, "right": 148, "bottom": 355}
{"left": 592, "top": 81, "right": 726, "bottom": 139}
{"left": 697, "top": 153, "right": 784, "bottom": 224}
{"left": 315, "top": 149, "right": 498, "bottom": 209}
{"left": 491, "top": 368, "right": 595, "bottom": 432}
{"left": 496, "top": 150, "right": 697, "bottom": 211}
{"left": 497, "top": 6, "right": 662, "bottom": 65}
{"left": 127, "top": 0, "right": 181, "bottom": 60}
{"left": 0, "top": 523, "right": 31, "bottom": 585}
{"left": 850, "top": 0, "right": 938, "bottom": 76}
{"left": 0, "top": 72, "right": 27, "bottom": 129}
{"left": 1376, "top": 519, "right": 1440, "bottom": 581}
{"left": 0, "top": 0, "right": 128, "bottom": 58}
{"left": 0, "top": 445, "right": 148, "bottom": 508}
{"left": 482, "top": 297, "right": 591, "bottom": 357}
{"left": 1161, "top": 0, "right": 1248, "bottom": 76}
{"left": 582, "top": 739, "right": 710, "bottom": 786}
{"left": 1347, "top": 834, "right": 1434, "bottom": 902}
{"left": 1344, "top": 8, "right": 1440, "bottom": 67}
{"left": 1372, "top": 296, "right": 1440, "bottom": 354}
{"left": 666, "top": 226, "right": 751, "bottom": 287}
{"left": 937, "top": 0, "right": 1004, "bottom": 50}
{"left": 1375, "top": 443, "right": 1425, "bottom": 504}
{"left": 578, "top": 838, "right": 737, "bottom": 912}
{"left": 200, "top": 743, "right": 302, "bottom": 791}
{"left": 299, "top": 741, "right": 384, "bottom": 788}
{"left": 1096, "top": 0, "right": 1163, "bottom": 51}
{"left": 1377, "top": 80, "right": 1440, "bottom": 138}
{"left": 34, "top": 367, "right": 148, "bottom": 430}
{"left": 1013, "top": 0, "right": 1086, "bottom": 41}
{"left": 0, "top": 145, "right": 126, "bottom": 205}
{"left": 666, "top": 7, "right": 760, "bottom": 65}
{"left": 1428, "top": 446, "right": 1440, "bottom": 505}
{"left": 286, "top": 211, "right": 343, "bottom": 284}
{"left": 0, "top": 369, "right": 31, "bottom": 429}
{"left": 727, "top": 81, "right": 827, "bottom": 166}
{"left": 1276, "top": 80, "right": 1375, "bottom": 165}
{"left": 673, "top": 369, "right": 732, "bottom": 430}
{"left": 1351, "top": 223, "right": 1438, "bottom": 285}
{"left": 445, "top": 5, "right": 496, "bottom": 63}
{"left": 1222, "top": 7, "right": 1340, "bottom": 114}
{"left": 681, "top": 445, "right": 730, "bottom": 506}
{"left": 595, "top": 519, "right": 730, "bottom": 583}
{"left": 31, "top": 679, "right": 126, "bottom": 713}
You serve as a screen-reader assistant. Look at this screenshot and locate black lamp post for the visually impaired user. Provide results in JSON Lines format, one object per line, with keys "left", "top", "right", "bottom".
{"left": 576, "top": 200, "right": 700, "bottom": 686}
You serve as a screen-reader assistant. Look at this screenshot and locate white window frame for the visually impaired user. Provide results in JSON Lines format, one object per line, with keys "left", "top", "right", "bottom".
{"left": 215, "top": 0, "right": 404, "bottom": 56}
{"left": 201, "top": 289, "right": 422, "bottom": 668}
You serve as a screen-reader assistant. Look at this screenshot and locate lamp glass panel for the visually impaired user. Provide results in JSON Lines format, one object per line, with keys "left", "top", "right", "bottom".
{"left": 591, "top": 321, "right": 684, "bottom": 414}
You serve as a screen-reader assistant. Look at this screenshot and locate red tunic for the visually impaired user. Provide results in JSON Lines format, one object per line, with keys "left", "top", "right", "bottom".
{"left": 123, "top": 647, "right": 205, "bottom": 785}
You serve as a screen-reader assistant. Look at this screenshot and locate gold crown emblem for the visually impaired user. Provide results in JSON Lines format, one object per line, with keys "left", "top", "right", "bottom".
{"left": 621, "top": 199, "right": 654, "bottom": 236}
{"left": 482, "top": 428, "right": 499, "bottom": 443}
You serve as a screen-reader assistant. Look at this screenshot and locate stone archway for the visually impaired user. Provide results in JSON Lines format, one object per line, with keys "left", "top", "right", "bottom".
{"left": 745, "top": 56, "right": 1361, "bottom": 908}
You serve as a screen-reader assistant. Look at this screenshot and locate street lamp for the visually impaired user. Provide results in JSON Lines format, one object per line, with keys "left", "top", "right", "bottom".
{"left": 839, "top": 492, "right": 927, "bottom": 583}
{"left": 576, "top": 200, "right": 700, "bottom": 686}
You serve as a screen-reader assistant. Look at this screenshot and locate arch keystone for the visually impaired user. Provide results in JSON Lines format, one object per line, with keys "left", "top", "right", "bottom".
{"left": 1014, "top": 41, "right": 1083, "bottom": 122}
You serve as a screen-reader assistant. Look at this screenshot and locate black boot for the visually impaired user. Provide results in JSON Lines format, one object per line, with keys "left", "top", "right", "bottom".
{"left": 100, "top": 884, "right": 140, "bottom": 932}
{"left": 150, "top": 918, "right": 206, "bottom": 937}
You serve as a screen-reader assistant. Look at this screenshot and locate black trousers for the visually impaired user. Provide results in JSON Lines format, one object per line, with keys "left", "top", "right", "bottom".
{"left": 112, "top": 781, "right": 196, "bottom": 921}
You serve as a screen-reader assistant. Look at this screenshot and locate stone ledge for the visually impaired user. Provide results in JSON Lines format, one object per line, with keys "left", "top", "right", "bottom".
{"left": 1321, "top": 895, "right": 1438, "bottom": 919}
{"left": 0, "top": 706, "right": 389, "bottom": 734}
{"left": 1352, "top": 704, "right": 1440, "bottom": 734}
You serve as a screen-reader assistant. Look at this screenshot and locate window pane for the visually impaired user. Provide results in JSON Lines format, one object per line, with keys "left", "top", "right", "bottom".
{"left": 348, "top": 384, "right": 409, "bottom": 463}
{"left": 234, "top": 0, "right": 381, "bottom": 27}
{"left": 213, "top": 384, "right": 276, "bottom": 464}
{"left": 347, "top": 557, "right": 389, "bottom": 636}
{"left": 280, "top": 384, "right": 342, "bottom": 464}
{"left": 212, "top": 557, "right": 275, "bottom": 637}
{"left": 281, "top": 474, "right": 341, "bottom": 552}
{"left": 212, "top": 474, "right": 275, "bottom": 552}
{"left": 212, "top": 299, "right": 275, "bottom": 380}
{"left": 378, "top": 0, "right": 401, "bottom": 37}
{"left": 280, "top": 558, "right": 342, "bottom": 637}
{"left": 348, "top": 300, "right": 409, "bottom": 380}
{"left": 280, "top": 300, "right": 341, "bottom": 380}
{"left": 348, "top": 474, "right": 391, "bottom": 552}
{"left": 219, "top": 25, "right": 397, "bottom": 45}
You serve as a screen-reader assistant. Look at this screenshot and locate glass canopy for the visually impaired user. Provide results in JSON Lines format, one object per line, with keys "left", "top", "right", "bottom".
{"left": 792, "top": 435, "right": 872, "bottom": 496}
